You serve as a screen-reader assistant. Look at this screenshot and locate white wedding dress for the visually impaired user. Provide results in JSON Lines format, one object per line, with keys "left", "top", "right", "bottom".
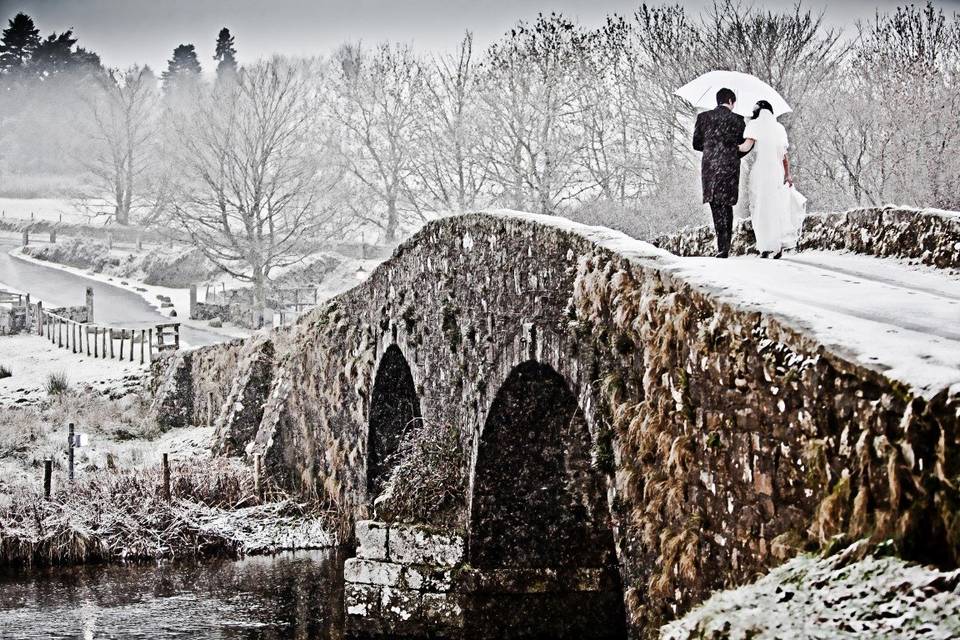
{"left": 744, "top": 110, "right": 795, "bottom": 253}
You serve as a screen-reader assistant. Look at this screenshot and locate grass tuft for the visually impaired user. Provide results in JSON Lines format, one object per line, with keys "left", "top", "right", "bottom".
{"left": 45, "top": 372, "right": 70, "bottom": 396}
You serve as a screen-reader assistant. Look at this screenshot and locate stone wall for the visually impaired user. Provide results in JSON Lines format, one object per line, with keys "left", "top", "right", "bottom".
{"left": 151, "top": 209, "right": 960, "bottom": 637}
{"left": 653, "top": 206, "right": 960, "bottom": 268}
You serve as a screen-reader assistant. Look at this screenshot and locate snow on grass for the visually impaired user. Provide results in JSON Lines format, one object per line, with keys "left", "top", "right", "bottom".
{"left": 0, "top": 333, "right": 145, "bottom": 407}
{"left": 0, "top": 198, "right": 90, "bottom": 225}
{"left": 661, "top": 540, "right": 960, "bottom": 640}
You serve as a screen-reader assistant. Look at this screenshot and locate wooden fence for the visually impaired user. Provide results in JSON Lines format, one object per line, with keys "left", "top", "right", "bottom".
{"left": 38, "top": 309, "right": 180, "bottom": 364}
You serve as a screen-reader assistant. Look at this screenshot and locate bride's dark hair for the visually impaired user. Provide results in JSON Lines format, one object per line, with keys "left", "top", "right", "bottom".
{"left": 752, "top": 100, "right": 774, "bottom": 119}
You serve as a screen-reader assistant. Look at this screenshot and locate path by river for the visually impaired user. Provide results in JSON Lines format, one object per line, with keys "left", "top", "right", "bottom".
{"left": 0, "top": 236, "right": 229, "bottom": 348}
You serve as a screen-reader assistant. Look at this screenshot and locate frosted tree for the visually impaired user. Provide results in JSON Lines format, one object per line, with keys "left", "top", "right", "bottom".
{"left": 815, "top": 3, "right": 960, "bottom": 209}
{"left": 478, "top": 13, "right": 593, "bottom": 214}
{"left": 170, "top": 58, "right": 340, "bottom": 319}
{"left": 78, "top": 66, "right": 162, "bottom": 225}
{"left": 331, "top": 43, "right": 426, "bottom": 241}
{"left": 412, "top": 33, "right": 491, "bottom": 212}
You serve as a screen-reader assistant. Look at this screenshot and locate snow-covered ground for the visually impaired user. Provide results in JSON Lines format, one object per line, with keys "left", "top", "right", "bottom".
{"left": 0, "top": 333, "right": 145, "bottom": 407}
{"left": 0, "top": 198, "right": 91, "bottom": 225}
{"left": 661, "top": 541, "right": 960, "bottom": 639}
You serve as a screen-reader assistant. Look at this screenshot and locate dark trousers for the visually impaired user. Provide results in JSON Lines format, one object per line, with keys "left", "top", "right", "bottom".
{"left": 710, "top": 202, "right": 733, "bottom": 255}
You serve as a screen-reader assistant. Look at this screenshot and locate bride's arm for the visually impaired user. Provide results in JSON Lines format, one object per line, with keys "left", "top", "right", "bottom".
{"left": 783, "top": 153, "right": 793, "bottom": 186}
{"left": 739, "top": 138, "right": 755, "bottom": 153}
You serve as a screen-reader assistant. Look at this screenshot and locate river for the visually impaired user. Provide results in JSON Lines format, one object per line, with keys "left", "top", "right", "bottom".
{"left": 0, "top": 236, "right": 229, "bottom": 347}
{"left": 0, "top": 551, "right": 345, "bottom": 639}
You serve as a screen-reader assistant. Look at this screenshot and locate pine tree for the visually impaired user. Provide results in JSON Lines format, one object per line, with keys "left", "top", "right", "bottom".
{"left": 0, "top": 12, "right": 41, "bottom": 72}
{"left": 213, "top": 27, "right": 237, "bottom": 79}
{"left": 162, "top": 43, "right": 202, "bottom": 93}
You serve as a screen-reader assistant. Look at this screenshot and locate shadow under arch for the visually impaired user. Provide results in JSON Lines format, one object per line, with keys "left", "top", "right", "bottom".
{"left": 466, "top": 360, "right": 626, "bottom": 639}
{"left": 367, "top": 344, "right": 421, "bottom": 497}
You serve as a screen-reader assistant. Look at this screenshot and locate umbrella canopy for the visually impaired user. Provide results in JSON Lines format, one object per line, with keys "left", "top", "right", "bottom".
{"left": 675, "top": 70, "right": 792, "bottom": 118}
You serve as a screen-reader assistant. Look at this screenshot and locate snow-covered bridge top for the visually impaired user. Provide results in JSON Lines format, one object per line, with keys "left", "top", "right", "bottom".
{"left": 483, "top": 208, "right": 960, "bottom": 398}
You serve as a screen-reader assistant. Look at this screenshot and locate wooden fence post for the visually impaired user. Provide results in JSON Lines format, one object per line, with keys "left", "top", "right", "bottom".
{"left": 118, "top": 330, "right": 124, "bottom": 360}
{"left": 102, "top": 326, "right": 107, "bottom": 358}
{"left": 43, "top": 459, "right": 52, "bottom": 499}
{"left": 162, "top": 453, "right": 171, "bottom": 502}
{"left": 109, "top": 328, "right": 114, "bottom": 359}
{"left": 36, "top": 301, "right": 42, "bottom": 335}
{"left": 253, "top": 453, "right": 262, "bottom": 500}
{"left": 86, "top": 326, "right": 91, "bottom": 356}
{"left": 148, "top": 328, "right": 153, "bottom": 362}
{"left": 93, "top": 327, "right": 98, "bottom": 358}
{"left": 70, "top": 321, "right": 75, "bottom": 353}
{"left": 129, "top": 331, "right": 135, "bottom": 362}
{"left": 140, "top": 329, "right": 145, "bottom": 364}
{"left": 57, "top": 317, "right": 62, "bottom": 347}
{"left": 67, "top": 423, "right": 75, "bottom": 482}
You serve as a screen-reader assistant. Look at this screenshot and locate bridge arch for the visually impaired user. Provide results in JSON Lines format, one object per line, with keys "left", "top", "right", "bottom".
{"left": 466, "top": 357, "right": 626, "bottom": 638}
{"left": 366, "top": 344, "right": 421, "bottom": 497}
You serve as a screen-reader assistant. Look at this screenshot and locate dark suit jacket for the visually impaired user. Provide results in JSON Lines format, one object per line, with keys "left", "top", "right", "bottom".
{"left": 693, "top": 106, "right": 748, "bottom": 206}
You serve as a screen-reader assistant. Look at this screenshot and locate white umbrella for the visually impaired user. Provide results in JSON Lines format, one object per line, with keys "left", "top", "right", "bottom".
{"left": 675, "top": 70, "right": 792, "bottom": 118}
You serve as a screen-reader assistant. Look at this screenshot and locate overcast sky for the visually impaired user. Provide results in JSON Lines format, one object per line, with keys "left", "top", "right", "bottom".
{"left": 2, "top": 0, "right": 958, "bottom": 72}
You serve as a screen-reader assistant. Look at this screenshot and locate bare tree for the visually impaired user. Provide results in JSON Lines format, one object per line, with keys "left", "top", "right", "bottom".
{"left": 412, "top": 33, "right": 491, "bottom": 212}
{"left": 170, "top": 58, "right": 340, "bottom": 317}
{"left": 331, "top": 43, "right": 426, "bottom": 242}
{"left": 479, "top": 13, "right": 595, "bottom": 215}
{"left": 815, "top": 2, "right": 960, "bottom": 209}
{"left": 77, "top": 65, "right": 161, "bottom": 225}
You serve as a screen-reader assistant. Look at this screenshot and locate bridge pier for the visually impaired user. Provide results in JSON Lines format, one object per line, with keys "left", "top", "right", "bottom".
{"left": 344, "top": 520, "right": 626, "bottom": 639}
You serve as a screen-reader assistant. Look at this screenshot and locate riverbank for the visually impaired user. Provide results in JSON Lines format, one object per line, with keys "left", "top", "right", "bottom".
{"left": 0, "top": 457, "right": 333, "bottom": 566}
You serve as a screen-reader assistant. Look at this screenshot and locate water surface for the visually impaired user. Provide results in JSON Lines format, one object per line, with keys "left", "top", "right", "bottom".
{"left": 0, "top": 550, "right": 344, "bottom": 639}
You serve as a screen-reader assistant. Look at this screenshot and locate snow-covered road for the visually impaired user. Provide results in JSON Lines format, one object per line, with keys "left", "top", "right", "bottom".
{"left": 0, "top": 236, "right": 231, "bottom": 347}
{"left": 670, "top": 250, "right": 960, "bottom": 396}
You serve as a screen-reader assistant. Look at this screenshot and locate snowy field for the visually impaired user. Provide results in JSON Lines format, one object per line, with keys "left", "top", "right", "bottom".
{"left": 0, "top": 198, "right": 91, "bottom": 225}
{"left": 0, "top": 333, "right": 145, "bottom": 407}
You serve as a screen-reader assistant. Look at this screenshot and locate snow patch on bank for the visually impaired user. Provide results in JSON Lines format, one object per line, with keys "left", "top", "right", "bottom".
{"left": 661, "top": 541, "right": 960, "bottom": 640}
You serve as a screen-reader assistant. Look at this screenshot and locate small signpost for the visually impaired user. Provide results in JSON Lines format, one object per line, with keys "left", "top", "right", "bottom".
{"left": 67, "top": 423, "right": 89, "bottom": 482}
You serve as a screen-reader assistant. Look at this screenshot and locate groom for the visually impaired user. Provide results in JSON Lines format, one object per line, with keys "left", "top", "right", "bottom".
{"left": 692, "top": 87, "right": 750, "bottom": 258}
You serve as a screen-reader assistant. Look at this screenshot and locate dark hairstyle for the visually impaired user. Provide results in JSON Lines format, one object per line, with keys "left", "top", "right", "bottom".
{"left": 751, "top": 100, "right": 774, "bottom": 119}
{"left": 716, "top": 88, "right": 736, "bottom": 106}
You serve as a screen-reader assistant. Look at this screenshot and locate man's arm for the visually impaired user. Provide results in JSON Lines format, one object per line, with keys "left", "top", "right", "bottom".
{"left": 693, "top": 112, "right": 705, "bottom": 152}
{"left": 734, "top": 117, "right": 751, "bottom": 158}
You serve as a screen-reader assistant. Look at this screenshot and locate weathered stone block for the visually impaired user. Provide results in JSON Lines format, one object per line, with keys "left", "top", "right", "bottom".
{"left": 344, "top": 558, "right": 402, "bottom": 586}
{"left": 421, "top": 592, "right": 464, "bottom": 628}
{"left": 356, "top": 520, "right": 388, "bottom": 560}
{"left": 345, "top": 583, "right": 381, "bottom": 617}
{"left": 388, "top": 524, "right": 464, "bottom": 566}
{"left": 404, "top": 565, "right": 453, "bottom": 591}
{"left": 380, "top": 586, "right": 422, "bottom": 625}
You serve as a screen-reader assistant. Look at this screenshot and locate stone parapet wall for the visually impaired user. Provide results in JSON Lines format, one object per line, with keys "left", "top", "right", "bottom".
{"left": 653, "top": 206, "right": 960, "bottom": 268}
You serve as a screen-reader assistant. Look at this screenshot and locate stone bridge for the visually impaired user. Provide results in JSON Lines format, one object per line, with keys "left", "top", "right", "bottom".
{"left": 152, "top": 207, "right": 960, "bottom": 638}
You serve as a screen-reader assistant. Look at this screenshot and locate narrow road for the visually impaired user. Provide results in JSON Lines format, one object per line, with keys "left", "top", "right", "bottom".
{"left": 670, "top": 250, "right": 960, "bottom": 396}
{"left": 0, "top": 237, "right": 228, "bottom": 348}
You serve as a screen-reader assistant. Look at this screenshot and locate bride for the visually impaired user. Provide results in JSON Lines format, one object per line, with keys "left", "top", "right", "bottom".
{"left": 739, "top": 100, "right": 795, "bottom": 258}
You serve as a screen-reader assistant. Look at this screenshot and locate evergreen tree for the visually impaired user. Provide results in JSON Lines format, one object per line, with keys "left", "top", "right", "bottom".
{"left": 0, "top": 12, "right": 40, "bottom": 72}
{"left": 213, "top": 27, "right": 237, "bottom": 79}
{"left": 162, "top": 43, "right": 202, "bottom": 93}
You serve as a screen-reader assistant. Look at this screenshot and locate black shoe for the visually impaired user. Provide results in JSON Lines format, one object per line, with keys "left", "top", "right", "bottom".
{"left": 715, "top": 251, "right": 729, "bottom": 259}
{"left": 773, "top": 250, "right": 783, "bottom": 259}
{"left": 760, "top": 251, "right": 771, "bottom": 259}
